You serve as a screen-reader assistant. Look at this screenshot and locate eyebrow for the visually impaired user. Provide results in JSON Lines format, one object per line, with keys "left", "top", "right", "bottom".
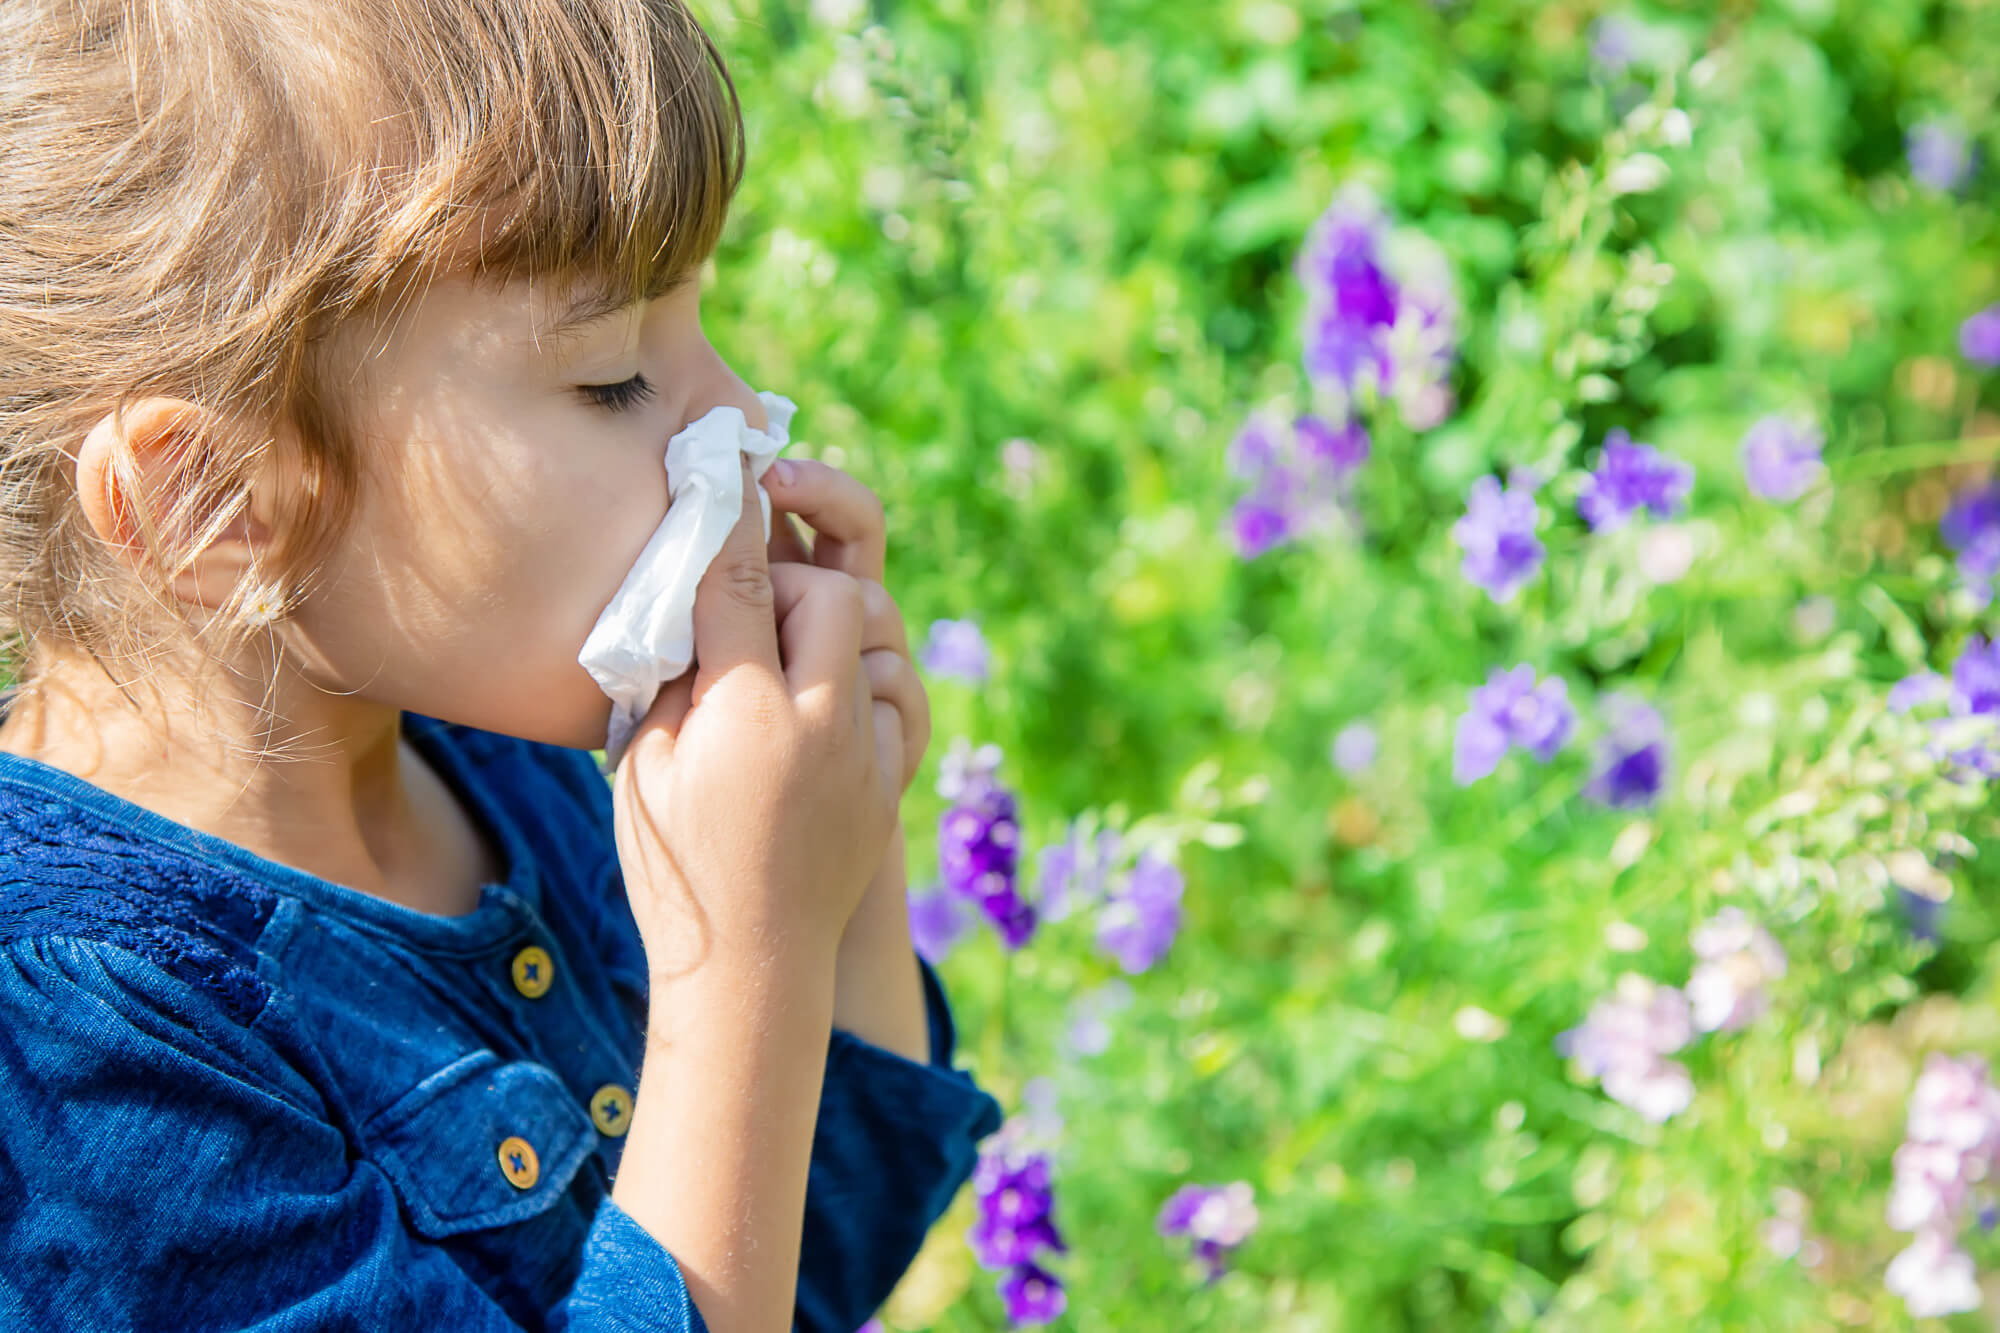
{"left": 536, "top": 270, "right": 698, "bottom": 347}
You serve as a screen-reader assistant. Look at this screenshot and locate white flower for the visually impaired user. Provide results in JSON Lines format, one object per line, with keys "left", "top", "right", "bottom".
{"left": 1607, "top": 153, "right": 1671, "bottom": 196}
{"left": 1885, "top": 1229, "right": 1982, "bottom": 1318}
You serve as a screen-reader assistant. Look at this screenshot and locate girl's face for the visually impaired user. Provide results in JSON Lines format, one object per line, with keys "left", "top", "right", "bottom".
{"left": 285, "top": 269, "right": 766, "bottom": 750}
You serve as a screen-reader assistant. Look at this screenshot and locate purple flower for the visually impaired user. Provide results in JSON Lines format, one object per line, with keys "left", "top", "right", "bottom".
{"left": 1584, "top": 694, "right": 1668, "bottom": 809}
{"left": 1158, "top": 1181, "right": 1259, "bottom": 1282}
{"left": 1452, "top": 665, "right": 1575, "bottom": 785}
{"left": 1033, "top": 820, "right": 1123, "bottom": 924}
{"left": 1898, "top": 885, "right": 1947, "bottom": 944}
{"left": 1295, "top": 185, "right": 1459, "bottom": 431}
{"left": 970, "top": 1155, "right": 1067, "bottom": 1267}
{"left": 1555, "top": 973, "right": 1695, "bottom": 1122}
{"left": 1331, "top": 721, "right": 1378, "bottom": 775}
{"left": 1452, "top": 472, "right": 1545, "bottom": 602}
{"left": 1908, "top": 119, "right": 1975, "bottom": 193}
{"left": 1096, "top": 849, "right": 1185, "bottom": 974}
{"left": 971, "top": 1125, "right": 1069, "bottom": 1326}
{"left": 1685, "top": 908, "right": 1787, "bottom": 1033}
{"left": 1963, "top": 304, "right": 2000, "bottom": 368}
{"left": 1577, "top": 430, "right": 1694, "bottom": 532}
{"left": 906, "top": 883, "right": 968, "bottom": 964}
{"left": 1294, "top": 414, "right": 1371, "bottom": 471}
{"left": 996, "top": 1263, "right": 1067, "bottom": 1324}
{"left": 1739, "top": 415, "right": 1825, "bottom": 503}
{"left": 936, "top": 741, "right": 1036, "bottom": 949}
{"left": 1940, "top": 481, "right": 2000, "bottom": 603}
{"left": 922, "top": 618, "right": 991, "bottom": 683}
{"left": 1223, "top": 412, "right": 1366, "bottom": 559}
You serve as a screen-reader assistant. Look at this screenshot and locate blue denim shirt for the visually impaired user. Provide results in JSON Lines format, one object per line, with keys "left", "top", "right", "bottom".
{"left": 0, "top": 707, "right": 1001, "bottom": 1332}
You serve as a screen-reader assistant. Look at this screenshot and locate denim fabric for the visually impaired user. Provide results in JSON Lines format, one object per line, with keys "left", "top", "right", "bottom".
{"left": 0, "top": 707, "right": 1001, "bottom": 1332}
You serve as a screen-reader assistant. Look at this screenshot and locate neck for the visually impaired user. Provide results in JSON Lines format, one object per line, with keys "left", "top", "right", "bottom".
{"left": 0, "top": 646, "right": 475, "bottom": 912}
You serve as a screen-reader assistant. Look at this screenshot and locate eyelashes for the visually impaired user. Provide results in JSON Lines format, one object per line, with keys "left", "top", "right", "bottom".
{"left": 576, "top": 373, "right": 657, "bottom": 412}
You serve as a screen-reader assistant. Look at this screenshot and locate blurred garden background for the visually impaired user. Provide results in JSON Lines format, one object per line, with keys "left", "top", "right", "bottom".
{"left": 698, "top": 0, "right": 2000, "bottom": 1327}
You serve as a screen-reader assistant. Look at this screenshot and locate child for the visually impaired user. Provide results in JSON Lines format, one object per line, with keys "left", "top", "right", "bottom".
{"left": 0, "top": 2, "right": 1000, "bottom": 1330}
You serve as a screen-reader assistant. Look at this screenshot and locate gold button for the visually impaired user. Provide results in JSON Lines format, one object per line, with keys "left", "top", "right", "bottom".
{"left": 510, "top": 945, "right": 554, "bottom": 998}
{"left": 497, "top": 1135, "right": 540, "bottom": 1189}
{"left": 590, "top": 1083, "right": 635, "bottom": 1137}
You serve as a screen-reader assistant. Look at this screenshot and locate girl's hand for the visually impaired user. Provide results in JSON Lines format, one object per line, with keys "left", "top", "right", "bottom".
{"left": 612, "top": 456, "right": 897, "bottom": 969}
{"left": 763, "top": 459, "right": 929, "bottom": 794}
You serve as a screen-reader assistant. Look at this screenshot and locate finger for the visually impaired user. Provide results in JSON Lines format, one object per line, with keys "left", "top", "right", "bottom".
{"left": 856, "top": 578, "right": 911, "bottom": 660}
{"left": 687, "top": 454, "right": 783, "bottom": 700}
{"left": 767, "top": 562, "right": 867, "bottom": 716}
{"left": 762, "top": 458, "right": 886, "bottom": 583}
{"left": 862, "top": 647, "right": 930, "bottom": 792}
{"left": 872, "top": 698, "right": 903, "bottom": 810}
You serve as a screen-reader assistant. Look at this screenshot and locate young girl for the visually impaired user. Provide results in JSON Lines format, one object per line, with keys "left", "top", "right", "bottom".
{"left": 0, "top": 3, "right": 1000, "bottom": 1331}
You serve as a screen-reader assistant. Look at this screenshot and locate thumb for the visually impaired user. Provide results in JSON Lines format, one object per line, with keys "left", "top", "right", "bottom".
{"left": 687, "top": 453, "right": 782, "bottom": 706}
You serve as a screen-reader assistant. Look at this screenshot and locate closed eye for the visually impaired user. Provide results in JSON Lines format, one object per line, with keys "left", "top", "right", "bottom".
{"left": 576, "top": 374, "right": 657, "bottom": 412}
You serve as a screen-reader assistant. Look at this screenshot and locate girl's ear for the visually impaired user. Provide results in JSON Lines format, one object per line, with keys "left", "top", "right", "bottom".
{"left": 73, "top": 396, "right": 275, "bottom": 613}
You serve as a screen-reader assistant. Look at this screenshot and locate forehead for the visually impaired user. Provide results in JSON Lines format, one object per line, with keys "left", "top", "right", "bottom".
{"left": 342, "top": 267, "right": 695, "bottom": 373}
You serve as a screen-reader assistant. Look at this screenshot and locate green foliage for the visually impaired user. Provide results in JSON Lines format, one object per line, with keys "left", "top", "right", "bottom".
{"left": 700, "top": 0, "right": 2000, "bottom": 1327}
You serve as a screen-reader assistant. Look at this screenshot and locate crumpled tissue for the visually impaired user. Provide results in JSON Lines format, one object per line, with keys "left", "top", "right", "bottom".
{"left": 579, "top": 389, "right": 797, "bottom": 771}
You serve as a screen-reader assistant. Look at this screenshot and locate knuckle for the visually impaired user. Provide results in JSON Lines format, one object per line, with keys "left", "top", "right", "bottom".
{"left": 715, "top": 550, "right": 773, "bottom": 606}
{"left": 860, "top": 578, "right": 897, "bottom": 623}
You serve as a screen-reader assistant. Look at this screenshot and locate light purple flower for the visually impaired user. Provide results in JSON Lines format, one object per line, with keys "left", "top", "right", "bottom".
{"left": 1034, "top": 820, "right": 1123, "bottom": 924}
{"left": 1908, "top": 119, "right": 1975, "bottom": 193}
{"left": 1331, "top": 721, "right": 1378, "bottom": 775}
{"left": 996, "top": 1263, "right": 1067, "bottom": 1324}
{"left": 1739, "top": 415, "right": 1825, "bottom": 503}
{"left": 1584, "top": 694, "right": 1669, "bottom": 809}
{"left": 907, "top": 882, "right": 968, "bottom": 964}
{"left": 1907, "top": 1053, "right": 2000, "bottom": 1159}
{"left": 1577, "top": 430, "right": 1694, "bottom": 532}
{"left": 922, "top": 618, "right": 991, "bottom": 683}
{"left": 1295, "top": 414, "right": 1371, "bottom": 471}
{"left": 1886, "top": 1228, "right": 1981, "bottom": 1318}
{"left": 1452, "top": 666, "right": 1574, "bottom": 785}
{"left": 1555, "top": 973, "right": 1695, "bottom": 1122}
{"left": 1588, "top": 14, "right": 1644, "bottom": 74}
{"left": 1888, "top": 1139, "right": 1970, "bottom": 1233}
{"left": 1064, "top": 978, "right": 1134, "bottom": 1057}
{"left": 1096, "top": 849, "right": 1185, "bottom": 974}
{"left": 1889, "top": 671, "right": 1949, "bottom": 713}
{"left": 1224, "top": 412, "right": 1366, "bottom": 559}
{"left": 1158, "top": 1181, "right": 1259, "bottom": 1282}
{"left": 936, "top": 740, "right": 1036, "bottom": 949}
{"left": 1452, "top": 472, "right": 1545, "bottom": 602}
{"left": 1884, "top": 1054, "right": 2000, "bottom": 1315}
{"left": 1685, "top": 908, "right": 1787, "bottom": 1033}
{"left": 1964, "top": 304, "right": 2000, "bottom": 368}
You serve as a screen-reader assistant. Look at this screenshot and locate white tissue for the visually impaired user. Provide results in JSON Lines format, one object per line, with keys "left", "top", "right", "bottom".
{"left": 579, "top": 389, "right": 798, "bottom": 770}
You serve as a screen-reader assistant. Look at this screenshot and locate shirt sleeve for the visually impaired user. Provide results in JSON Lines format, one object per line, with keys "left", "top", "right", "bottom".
{"left": 0, "top": 935, "right": 706, "bottom": 1333}
{"left": 799, "top": 954, "right": 1003, "bottom": 1333}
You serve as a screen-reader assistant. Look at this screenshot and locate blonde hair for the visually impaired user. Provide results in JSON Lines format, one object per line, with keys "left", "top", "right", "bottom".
{"left": 0, "top": 0, "right": 745, "bottom": 711}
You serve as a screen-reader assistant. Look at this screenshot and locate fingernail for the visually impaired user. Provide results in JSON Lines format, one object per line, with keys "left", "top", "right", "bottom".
{"left": 770, "top": 459, "right": 795, "bottom": 487}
